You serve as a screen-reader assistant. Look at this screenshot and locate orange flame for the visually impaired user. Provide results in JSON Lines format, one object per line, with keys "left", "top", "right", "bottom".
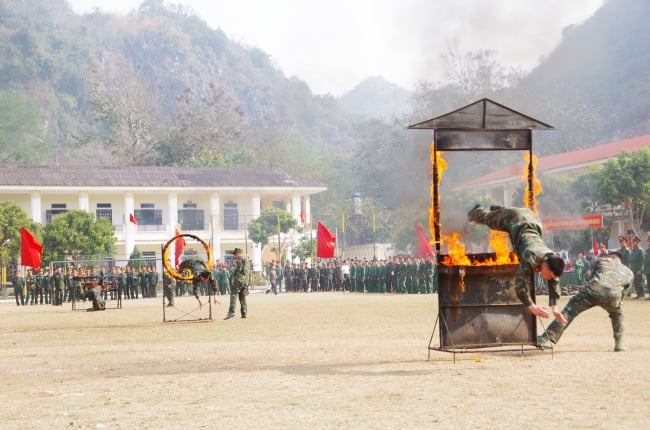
{"left": 429, "top": 144, "right": 446, "bottom": 248}
{"left": 441, "top": 231, "right": 518, "bottom": 266}
{"left": 522, "top": 154, "right": 542, "bottom": 215}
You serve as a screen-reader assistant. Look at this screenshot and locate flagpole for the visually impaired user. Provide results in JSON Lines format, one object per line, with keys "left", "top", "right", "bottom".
{"left": 309, "top": 216, "right": 314, "bottom": 263}
{"left": 277, "top": 211, "right": 281, "bottom": 263}
{"left": 341, "top": 211, "right": 345, "bottom": 260}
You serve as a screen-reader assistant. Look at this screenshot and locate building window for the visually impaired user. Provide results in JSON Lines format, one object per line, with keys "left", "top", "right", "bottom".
{"left": 135, "top": 204, "right": 162, "bottom": 225}
{"left": 272, "top": 200, "right": 286, "bottom": 210}
{"left": 46, "top": 204, "right": 68, "bottom": 223}
{"left": 178, "top": 208, "right": 205, "bottom": 231}
{"left": 142, "top": 251, "right": 157, "bottom": 267}
{"left": 224, "top": 202, "right": 239, "bottom": 230}
{"left": 96, "top": 203, "right": 112, "bottom": 223}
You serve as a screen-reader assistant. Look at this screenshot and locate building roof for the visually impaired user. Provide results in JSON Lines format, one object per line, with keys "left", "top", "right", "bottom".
{"left": 456, "top": 134, "right": 650, "bottom": 189}
{"left": 0, "top": 165, "right": 325, "bottom": 189}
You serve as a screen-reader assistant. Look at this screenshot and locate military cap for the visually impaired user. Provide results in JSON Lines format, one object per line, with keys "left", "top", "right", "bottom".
{"left": 233, "top": 247, "right": 243, "bottom": 254}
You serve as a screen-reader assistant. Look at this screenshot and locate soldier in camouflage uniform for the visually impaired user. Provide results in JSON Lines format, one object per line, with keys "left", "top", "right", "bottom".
{"left": 80, "top": 284, "right": 106, "bottom": 311}
{"left": 468, "top": 205, "right": 566, "bottom": 321}
{"left": 177, "top": 258, "right": 217, "bottom": 310}
{"left": 629, "top": 236, "right": 645, "bottom": 299}
{"left": 538, "top": 252, "right": 633, "bottom": 351}
{"left": 51, "top": 266, "right": 64, "bottom": 306}
{"left": 224, "top": 248, "right": 250, "bottom": 319}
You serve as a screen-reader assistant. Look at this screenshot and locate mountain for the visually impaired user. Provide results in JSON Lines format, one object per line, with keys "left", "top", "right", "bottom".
{"left": 519, "top": 0, "right": 650, "bottom": 144}
{"left": 339, "top": 76, "right": 412, "bottom": 120}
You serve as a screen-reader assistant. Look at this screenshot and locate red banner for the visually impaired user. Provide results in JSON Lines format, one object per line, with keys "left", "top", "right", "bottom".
{"left": 416, "top": 225, "right": 435, "bottom": 257}
{"left": 543, "top": 214, "right": 603, "bottom": 231}
{"left": 174, "top": 227, "right": 186, "bottom": 267}
{"left": 20, "top": 227, "right": 42, "bottom": 268}
{"left": 316, "top": 222, "right": 336, "bottom": 258}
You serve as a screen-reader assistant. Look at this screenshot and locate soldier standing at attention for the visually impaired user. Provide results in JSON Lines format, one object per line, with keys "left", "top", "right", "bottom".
{"left": 629, "top": 236, "right": 645, "bottom": 299}
{"left": 224, "top": 248, "right": 250, "bottom": 319}
{"left": 12, "top": 270, "right": 25, "bottom": 306}
{"left": 468, "top": 205, "right": 566, "bottom": 321}
{"left": 51, "top": 266, "right": 64, "bottom": 306}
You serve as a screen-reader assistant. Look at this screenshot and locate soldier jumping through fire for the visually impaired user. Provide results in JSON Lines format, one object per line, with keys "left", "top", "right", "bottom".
{"left": 467, "top": 205, "right": 566, "bottom": 322}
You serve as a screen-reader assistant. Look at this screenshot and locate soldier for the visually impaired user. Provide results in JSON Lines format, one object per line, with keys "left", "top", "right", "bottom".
{"left": 80, "top": 283, "right": 106, "bottom": 311}
{"left": 177, "top": 258, "right": 217, "bottom": 309}
{"left": 309, "top": 262, "right": 319, "bottom": 292}
{"left": 51, "top": 266, "right": 64, "bottom": 306}
{"left": 538, "top": 251, "right": 633, "bottom": 351}
{"left": 163, "top": 271, "right": 175, "bottom": 306}
{"left": 574, "top": 252, "right": 587, "bottom": 286}
{"left": 218, "top": 264, "right": 230, "bottom": 296}
{"left": 468, "top": 205, "right": 566, "bottom": 321}
{"left": 12, "top": 270, "right": 25, "bottom": 306}
{"left": 35, "top": 268, "right": 45, "bottom": 304}
{"left": 629, "top": 236, "right": 645, "bottom": 299}
{"left": 224, "top": 248, "right": 250, "bottom": 319}
{"left": 138, "top": 266, "right": 147, "bottom": 298}
{"left": 275, "top": 262, "right": 284, "bottom": 293}
{"left": 126, "top": 266, "right": 137, "bottom": 299}
{"left": 332, "top": 261, "right": 342, "bottom": 292}
{"left": 617, "top": 235, "right": 631, "bottom": 268}
{"left": 284, "top": 262, "right": 293, "bottom": 292}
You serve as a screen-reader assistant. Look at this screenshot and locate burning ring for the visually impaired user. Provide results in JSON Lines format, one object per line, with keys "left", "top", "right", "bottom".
{"left": 162, "top": 234, "right": 214, "bottom": 281}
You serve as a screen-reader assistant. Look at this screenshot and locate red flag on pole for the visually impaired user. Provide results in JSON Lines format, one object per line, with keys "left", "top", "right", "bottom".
{"left": 20, "top": 227, "right": 42, "bottom": 268}
{"left": 316, "top": 222, "right": 336, "bottom": 258}
{"left": 593, "top": 237, "right": 599, "bottom": 257}
{"left": 300, "top": 211, "right": 305, "bottom": 224}
{"left": 416, "top": 225, "right": 435, "bottom": 257}
{"left": 174, "top": 227, "right": 186, "bottom": 267}
{"left": 129, "top": 213, "right": 138, "bottom": 224}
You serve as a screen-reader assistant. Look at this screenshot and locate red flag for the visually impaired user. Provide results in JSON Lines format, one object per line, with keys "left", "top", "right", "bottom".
{"left": 129, "top": 213, "right": 138, "bottom": 224}
{"left": 593, "top": 237, "right": 599, "bottom": 257}
{"left": 300, "top": 211, "right": 305, "bottom": 224}
{"left": 316, "top": 222, "right": 336, "bottom": 258}
{"left": 416, "top": 225, "right": 435, "bottom": 257}
{"left": 20, "top": 227, "right": 42, "bottom": 268}
{"left": 174, "top": 227, "right": 186, "bottom": 267}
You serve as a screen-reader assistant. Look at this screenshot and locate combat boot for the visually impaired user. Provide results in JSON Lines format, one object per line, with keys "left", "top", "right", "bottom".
{"left": 614, "top": 339, "right": 627, "bottom": 352}
{"left": 537, "top": 334, "right": 551, "bottom": 348}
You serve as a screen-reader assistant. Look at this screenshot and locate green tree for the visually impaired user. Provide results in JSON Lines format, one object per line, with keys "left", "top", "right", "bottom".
{"left": 0, "top": 202, "right": 42, "bottom": 266}
{"left": 586, "top": 148, "right": 650, "bottom": 235}
{"left": 248, "top": 209, "right": 299, "bottom": 261}
{"left": 128, "top": 246, "right": 146, "bottom": 270}
{"left": 42, "top": 210, "right": 116, "bottom": 263}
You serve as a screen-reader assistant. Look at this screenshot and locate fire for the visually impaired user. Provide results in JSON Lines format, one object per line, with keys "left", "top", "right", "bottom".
{"left": 441, "top": 231, "right": 518, "bottom": 266}
{"left": 522, "top": 153, "right": 542, "bottom": 215}
{"left": 429, "top": 144, "right": 446, "bottom": 248}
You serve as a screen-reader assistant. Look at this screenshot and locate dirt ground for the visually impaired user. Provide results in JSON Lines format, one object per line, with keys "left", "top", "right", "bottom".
{"left": 1, "top": 291, "right": 649, "bottom": 430}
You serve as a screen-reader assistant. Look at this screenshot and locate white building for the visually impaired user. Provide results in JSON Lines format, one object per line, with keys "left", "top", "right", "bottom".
{"left": 0, "top": 165, "right": 326, "bottom": 271}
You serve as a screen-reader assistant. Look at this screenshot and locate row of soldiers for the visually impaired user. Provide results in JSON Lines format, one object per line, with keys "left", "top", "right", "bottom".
{"left": 11, "top": 264, "right": 160, "bottom": 306}
{"left": 264, "top": 255, "right": 437, "bottom": 294}
{"left": 614, "top": 234, "right": 650, "bottom": 299}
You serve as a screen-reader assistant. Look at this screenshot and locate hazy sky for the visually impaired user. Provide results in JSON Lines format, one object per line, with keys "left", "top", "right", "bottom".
{"left": 67, "top": 0, "right": 605, "bottom": 96}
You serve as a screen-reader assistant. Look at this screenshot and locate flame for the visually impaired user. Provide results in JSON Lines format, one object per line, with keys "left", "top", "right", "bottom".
{"left": 429, "top": 145, "right": 446, "bottom": 249}
{"left": 441, "top": 231, "right": 518, "bottom": 266}
{"left": 522, "top": 154, "right": 542, "bottom": 215}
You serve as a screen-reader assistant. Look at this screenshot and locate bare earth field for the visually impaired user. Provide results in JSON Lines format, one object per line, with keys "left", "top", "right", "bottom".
{"left": 1, "top": 292, "right": 649, "bottom": 430}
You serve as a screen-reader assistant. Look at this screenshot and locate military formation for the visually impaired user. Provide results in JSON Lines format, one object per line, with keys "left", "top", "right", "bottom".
{"left": 10, "top": 264, "right": 160, "bottom": 307}
{"left": 269, "top": 255, "right": 437, "bottom": 294}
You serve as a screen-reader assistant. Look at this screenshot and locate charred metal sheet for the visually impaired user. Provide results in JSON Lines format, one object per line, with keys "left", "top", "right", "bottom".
{"left": 434, "top": 129, "right": 531, "bottom": 151}
{"left": 436, "top": 254, "right": 536, "bottom": 349}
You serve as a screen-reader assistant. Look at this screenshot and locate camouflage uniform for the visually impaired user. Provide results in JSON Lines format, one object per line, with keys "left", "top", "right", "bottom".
{"left": 12, "top": 272, "right": 25, "bottom": 306}
{"left": 468, "top": 206, "right": 561, "bottom": 307}
{"left": 540, "top": 255, "right": 633, "bottom": 350}
{"left": 225, "top": 254, "right": 250, "bottom": 318}
{"left": 178, "top": 258, "right": 216, "bottom": 301}
{"left": 81, "top": 285, "right": 106, "bottom": 311}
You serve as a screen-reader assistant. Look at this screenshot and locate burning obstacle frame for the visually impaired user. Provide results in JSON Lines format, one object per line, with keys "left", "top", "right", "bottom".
{"left": 408, "top": 98, "right": 554, "bottom": 358}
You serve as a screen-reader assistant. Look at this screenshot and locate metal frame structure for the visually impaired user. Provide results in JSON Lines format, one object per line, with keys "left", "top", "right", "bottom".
{"left": 408, "top": 98, "right": 555, "bottom": 359}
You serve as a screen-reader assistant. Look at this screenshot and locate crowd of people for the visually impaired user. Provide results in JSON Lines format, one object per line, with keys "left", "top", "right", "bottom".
{"left": 262, "top": 255, "right": 437, "bottom": 295}
{"left": 11, "top": 264, "right": 160, "bottom": 307}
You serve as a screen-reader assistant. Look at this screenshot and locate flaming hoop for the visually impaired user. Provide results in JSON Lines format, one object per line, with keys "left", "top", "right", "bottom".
{"left": 162, "top": 234, "right": 214, "bottom": 281}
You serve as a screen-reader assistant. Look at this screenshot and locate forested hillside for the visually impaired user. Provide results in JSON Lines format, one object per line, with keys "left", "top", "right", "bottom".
{"left": 1, "top": 0, "right": 649, "bottom": 250}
